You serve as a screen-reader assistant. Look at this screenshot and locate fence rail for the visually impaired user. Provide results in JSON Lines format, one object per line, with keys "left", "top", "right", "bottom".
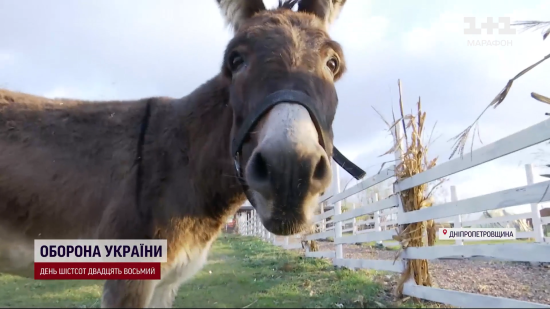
{"left": 236, "top": 118, "right": 550, "bottom": 308}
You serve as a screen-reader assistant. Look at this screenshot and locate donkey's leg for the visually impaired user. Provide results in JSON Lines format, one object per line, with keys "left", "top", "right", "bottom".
{"left": 101, "top": 279, "right": 156, "bottom": 308}
{"left": 96, "top": 181, "right": 159, "bottom": 308}
{"left": 146, "top": 243, "right": 213, "bottom": 308}
{"left": 147, "top": 283, "right": 180, "bottom": 308}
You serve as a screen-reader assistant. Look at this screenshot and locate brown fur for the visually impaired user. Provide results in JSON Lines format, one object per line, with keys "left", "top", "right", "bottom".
{"left": 0, "top": 0, "right": 349, "bottom": 307}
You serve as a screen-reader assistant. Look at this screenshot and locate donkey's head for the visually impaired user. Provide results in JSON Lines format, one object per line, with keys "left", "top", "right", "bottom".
{"left": 217, "top": 0, "right": 347, "bottom": 235}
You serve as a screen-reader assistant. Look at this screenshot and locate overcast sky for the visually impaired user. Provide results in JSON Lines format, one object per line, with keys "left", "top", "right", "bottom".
{"left": 1, "top": 0, "right": 549, "bottom": 216}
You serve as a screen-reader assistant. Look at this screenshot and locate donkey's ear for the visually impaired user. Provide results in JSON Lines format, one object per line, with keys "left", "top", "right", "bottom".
{"left": 297, "top": 0, "right": 347, "bottom": 27}
{"left": 216, "top": 0, "right": 267, "bottom": 31}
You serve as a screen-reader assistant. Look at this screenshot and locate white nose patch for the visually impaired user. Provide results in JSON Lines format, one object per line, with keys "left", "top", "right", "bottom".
{"left": 257, "top": 103, "right": 319, "bottom": 149}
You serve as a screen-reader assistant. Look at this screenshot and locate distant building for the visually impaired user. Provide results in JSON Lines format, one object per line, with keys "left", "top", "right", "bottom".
{"left": 225, "top": 201, "right": 254, "bottom": 232}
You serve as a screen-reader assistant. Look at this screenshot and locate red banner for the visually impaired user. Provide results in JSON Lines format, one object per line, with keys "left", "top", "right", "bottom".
{"left": 34, "top": 262, "right": 161, "bottom": 280}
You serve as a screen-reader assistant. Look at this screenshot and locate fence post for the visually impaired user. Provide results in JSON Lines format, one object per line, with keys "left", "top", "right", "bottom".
{"left": 256, "top": 213, "right": 261, "bottom": 237}
{"left": 258, "top": 222, "right": 262, "bottom": 239}
{"left": 526, "top": 164, "right": 544, "bottom": 243}
{"left": 252, "top": 210, "right": 255, "bottom": 236}
{"left": 373, "top": 193, "right": 382, "bottom": 245}
{"left": 239, "top": 213, "right": 243, "bottom": 235}
{"left": 253, "top": 210, "right": 258, "bottom": 236}
{"left": 249, "top": 212, "right": 252, "bottom": 236}
{"left": 333, "top": 160, "right": 344, "bottom": 260}
{"left": 250, "top": 211, "right": 253, "bottom": 236}
{"left": 235, "top": 213, "right": 239, "bottom": 234}
{"left": 450, "top": 185, "right": 463, "bottom": 246}
{"left": 351, "top": 203, "right": 357, "bottom": 235}
{"left": 246, "top": 213, "right": 250, "bottom": 236}
{"left": 251, "top": 210, "right": 255, "bottom": 236}
{"left": 235, "top": 214, "right": 239, "bottom": 234}
{"left": 241, "top": 213, "right": 246, "bottom": 236}
{"left": 320, "top": 202, "right": 326, "bottom": 232}
{"left": 244, "top": 214, "right": 247, "bottom": 236}
{"left": 248, "top": 211, "right": 252, "bottom": 236}
{"left": 256, "top": 212, "right": 260, "bottom": 237}
{"left": 374, "top": 210, "right": 380, "bottom": 234}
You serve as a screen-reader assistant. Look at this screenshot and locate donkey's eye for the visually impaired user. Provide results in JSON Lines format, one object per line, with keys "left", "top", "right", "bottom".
{"left": 228, "top": 52, "right": 245, "bottom": 72}
{"left": 326, "top": 58, "right": 339, "bottom": 74}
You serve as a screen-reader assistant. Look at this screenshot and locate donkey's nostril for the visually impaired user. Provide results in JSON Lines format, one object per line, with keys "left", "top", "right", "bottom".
{"left": 249, "top": 151, "right": 269, "bottom": 184}
{"left": 312, "top": 155, "right": 329, "bottom": 181}
{"left": 247, "top": 151, "right": 273, "bottom": 198}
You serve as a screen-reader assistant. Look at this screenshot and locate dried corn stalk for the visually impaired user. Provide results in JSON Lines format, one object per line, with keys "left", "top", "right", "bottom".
{"left": 301, "top": 223, "right": 320, "bottom": 252}
{"left": 376, "top": 80, "right": 446, "bottom": 296}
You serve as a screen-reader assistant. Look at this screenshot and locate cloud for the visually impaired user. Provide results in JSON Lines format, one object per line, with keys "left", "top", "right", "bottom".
{"left": 400, "top": 9, "right": 549, "bottom": 79}
{"left": 0, "top": 52, "right": 13, "bottom": 63}
{"left": 0, "top": 52, "right": 15, "bottom": 82}
{"left": 0, "top": 0, "right": 233, "bottom": 99}
{"left": 330, "top": 1, "right": 389, "bottom": 53}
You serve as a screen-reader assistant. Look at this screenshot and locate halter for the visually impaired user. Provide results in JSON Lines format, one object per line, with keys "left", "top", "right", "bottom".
{"left": 231, "top": 90, "right": 366, "bottom": 206}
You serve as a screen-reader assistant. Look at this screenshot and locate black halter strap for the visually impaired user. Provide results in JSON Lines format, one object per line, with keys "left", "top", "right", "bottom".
{"left": 231, "top": 90, "right": 366, "bottom": 205}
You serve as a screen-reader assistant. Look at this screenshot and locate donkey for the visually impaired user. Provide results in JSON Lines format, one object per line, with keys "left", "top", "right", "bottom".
{"left": 0, "top": 0, "right": 363, "bottom": 307}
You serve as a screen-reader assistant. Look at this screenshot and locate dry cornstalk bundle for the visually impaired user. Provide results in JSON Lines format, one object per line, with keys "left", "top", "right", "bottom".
{"left": 375, "top": 80, "right": 445, "bottom": 296}
{"left": 301, "top": 223, "right": 320, "bottom": 252}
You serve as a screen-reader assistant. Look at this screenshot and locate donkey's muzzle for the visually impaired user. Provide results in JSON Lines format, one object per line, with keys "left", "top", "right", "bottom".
{"left": 246, "top": 136, "right": 332, "bottom": 200}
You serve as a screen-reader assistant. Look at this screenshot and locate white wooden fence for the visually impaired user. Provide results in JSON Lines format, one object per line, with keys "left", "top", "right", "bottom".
{"left": 235, "top": 118, "right": 550, "bottom": 308}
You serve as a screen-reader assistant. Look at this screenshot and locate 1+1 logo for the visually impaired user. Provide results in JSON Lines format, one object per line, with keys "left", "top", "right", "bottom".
{"left": 464, "top": 17, "right": 516, "bottom": 35}
{"left": 464, "top": 17, "right": 516, "bottom": 47}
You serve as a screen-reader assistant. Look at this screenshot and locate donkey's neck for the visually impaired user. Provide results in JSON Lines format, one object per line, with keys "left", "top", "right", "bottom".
{"left": 185, "top": 75, "right": 246, "bottom": 217}
{"left": 143, "top": 74, "right": 246, "bottom": 225}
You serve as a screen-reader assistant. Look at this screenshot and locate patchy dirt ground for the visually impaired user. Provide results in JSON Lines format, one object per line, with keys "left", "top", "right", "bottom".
{"left": 283, "top": 238, "right": 550, "bottom": 306}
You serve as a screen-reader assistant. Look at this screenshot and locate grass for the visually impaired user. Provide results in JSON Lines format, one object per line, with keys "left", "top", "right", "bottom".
{"left": 0, "top": 234, "right": 440, "bottom": 308}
